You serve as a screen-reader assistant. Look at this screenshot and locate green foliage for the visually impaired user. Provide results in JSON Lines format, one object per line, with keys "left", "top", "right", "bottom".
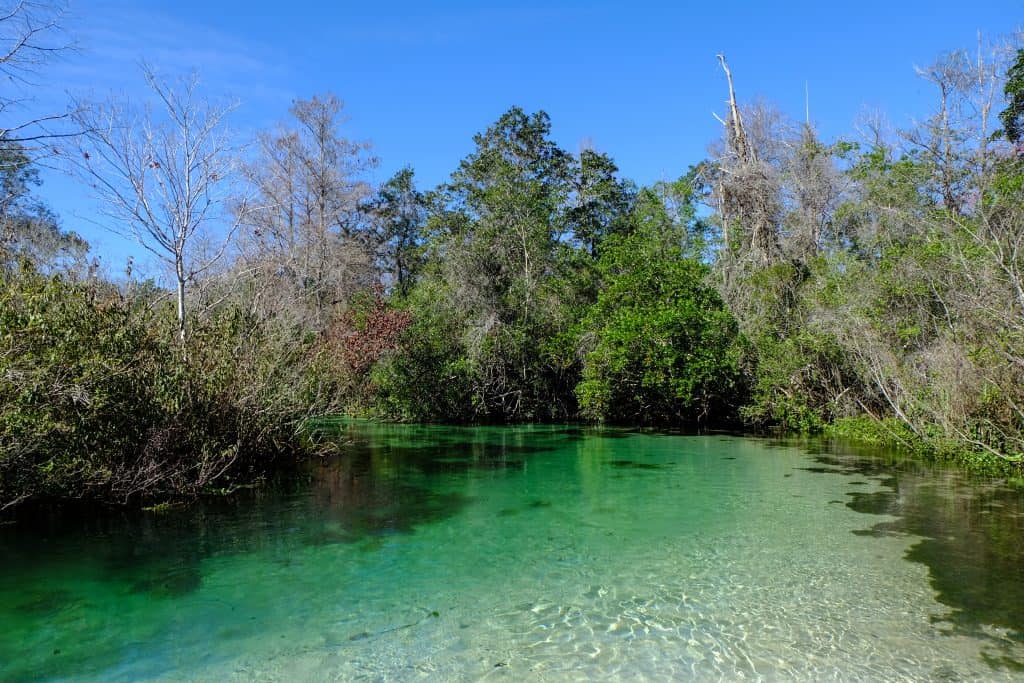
{"left": 0, "top": 140, "right": 88, "bottom": 273}
{"left": 828, "top": 417, "right": 1019, "bottom": 476}
{"left": 713, "top": 52, "right": 1024, "bottom": 472}
{"left": 369, "top": 133, "right": 743, "bottom": 428}
{"left": 565, "top": 149, "right": 635, "bottom": 257}
{"left": 999, "top": 48, "right": 1024, "bottom": 143}
{"left": 369, "top": 282, "right": 475, "bottom": 421}
{"left": 742, "top": 330, "right": 850, "bottom": 432}
{"left": 371, "top": 107, "right": 596, "bottom": 422}
{"left": 368, "top": 167, "right": 426, "bottom": 296}
{"left": 0, "top": 263, "right": 338, "bottom": 508}
{"left": 0, "top": 264, "right": 157, "bottom": 502}
{"left": 575, "top": 228, "right": 745, "bottom": 425}
{"left": 630, "top": 172, "right": 713, "bottom": 260}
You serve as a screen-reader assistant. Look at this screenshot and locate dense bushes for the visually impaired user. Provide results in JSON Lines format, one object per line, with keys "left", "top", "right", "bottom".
{"left": 0, "top": 264, "right": 339, "bottom": 508}
{"left": 1, "top": 265, "right": 158, "bottom": 504}
{"left": 369, "top": 281, "right": 477, "bottom": 422}
{"left": 575, "top": 230, "right": 745, "bottom": 424}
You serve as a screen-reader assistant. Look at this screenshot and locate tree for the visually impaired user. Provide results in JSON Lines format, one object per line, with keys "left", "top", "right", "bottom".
{"left": 564, "top": 149, "right": 634, "bottom": 258}
{"left": 0, "top": 138, "right": 86, "bottom": 271}
{"left": 631, "top": 173, "right": 712, "bottom": 259}
{"left": 238, "top": 93, "right": 376, "bottom": 329}
{"left": 782, "top": 126, "right": 848, "bottom": 258}
{"left": 375, "top": 107, "right": 600, "bottom": 421}
{"left": 367, "top": 166, "right": 425, "bottom": 297}
{"left": 71, "top": 67, "right": 238, "bottom": 342}
{"left": 707, "top": 56, "right": 783, "bottom": 266}
{"left": 442, "top": 106, "right": 572, "bottom": 317}
{"left": 999, "top": 48, "right": 1024, "bottom": 144}
{"left": 431, "top": 107, "right": 575, "bottom": 417}
{"left": 576, "top": 224, "right": 745, "bottom": 425}
{"left": 904, "top": 51, "right": 976, "bottom": 216}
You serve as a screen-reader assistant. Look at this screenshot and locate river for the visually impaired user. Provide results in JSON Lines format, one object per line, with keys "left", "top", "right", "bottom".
{"left": 2, "top": 422, "right": 1023, "bottom": 680}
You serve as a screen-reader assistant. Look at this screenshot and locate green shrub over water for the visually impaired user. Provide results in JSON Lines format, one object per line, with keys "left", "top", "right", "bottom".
{"left": 0, "top": 263, "right": 337, "bottom": 508}
{"left": 575, "top": 229, "right": 746, "bottom": 425}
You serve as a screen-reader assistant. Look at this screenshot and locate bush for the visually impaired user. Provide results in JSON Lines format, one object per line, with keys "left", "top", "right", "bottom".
{"left": 368, "top": 282, "right": 476, "bottom": 422}
{"left": 741, "top": 330, "right": 854, "bottom": 432}
{"left": 575, "top": 233, "right": 746, "bottom": 425}
{"left": 0, "top": 264, "right": 336, "bottom": 509}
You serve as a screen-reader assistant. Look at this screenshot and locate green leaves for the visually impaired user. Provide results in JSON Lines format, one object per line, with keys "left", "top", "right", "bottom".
{"left": 373, "top": 108, "right": 612, "bottom": 422}
{"left": 999, "top": 48, "right": 1024, "bottom": 144}
{"left": 0, "top": 263, "right": 345, "bottom": 509}
{"left": 575, "top": 228, "right": 745, "bottom": 425}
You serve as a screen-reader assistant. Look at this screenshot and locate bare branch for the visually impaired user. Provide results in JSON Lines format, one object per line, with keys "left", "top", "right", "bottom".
{"left": 0, "top": 1, "right": 78, "bottom": 148}
{"left": 68, "top": 65, "right": 240, "bottom": 343}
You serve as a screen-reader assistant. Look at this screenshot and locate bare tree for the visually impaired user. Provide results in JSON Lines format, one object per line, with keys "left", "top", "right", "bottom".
{"left": 708, "top": 56, "right": 783, "bottom": 266}
{"left": 781, "top": 124, "right": 848, "bottom": 258}
{"left": 0, "top": 1, "right": 77, "bottom": 149}
{"left": 71, "top": 66, "right": 239, "bottom": 342}
{"left": 902, "top": 37, "right": 1019, "bottom": 216}
{"left": 237, "top": 93, "right": 376, "bottom": 329}
{"left": 0, "top": 1, "right": 78, "bottom": 272}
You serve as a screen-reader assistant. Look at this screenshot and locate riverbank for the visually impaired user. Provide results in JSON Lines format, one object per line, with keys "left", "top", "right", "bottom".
{"left": 826, "top": 416, "right": 1024, "bottom": 480}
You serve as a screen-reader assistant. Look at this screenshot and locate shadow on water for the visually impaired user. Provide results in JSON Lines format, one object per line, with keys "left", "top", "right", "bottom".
{"left": 0, "top": 422, "right": 582, "bottom": 594}
{"left": 787, "top": 437, "right": 1024, "bottom": 669}
{"left": 0, "top": 422, "right": 590, "bottom": 682}
{"left": 608, "top": 460, "right": 669, "bottom": 470}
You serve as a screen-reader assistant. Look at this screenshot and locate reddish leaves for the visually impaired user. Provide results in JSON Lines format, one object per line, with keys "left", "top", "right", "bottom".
{"left": 325, "top": 290, "right": 413, "bottom": 376}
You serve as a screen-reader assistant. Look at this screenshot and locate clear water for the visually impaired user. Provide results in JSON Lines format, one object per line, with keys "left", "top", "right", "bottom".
{"left": 2, "top": 423, "right": 1024, "bottom": 681}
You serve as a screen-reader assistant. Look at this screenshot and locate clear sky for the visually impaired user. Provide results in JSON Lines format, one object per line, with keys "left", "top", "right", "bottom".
{"left": 25, "top": 0, "right": 1024, "bottom": 272}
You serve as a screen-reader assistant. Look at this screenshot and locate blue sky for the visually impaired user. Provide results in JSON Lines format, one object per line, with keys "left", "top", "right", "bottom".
{"left": 25, "top": 0, "right": 1024, "bottom": 271}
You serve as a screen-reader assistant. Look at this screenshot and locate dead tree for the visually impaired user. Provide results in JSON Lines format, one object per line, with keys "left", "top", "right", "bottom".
{"left": 711, "top": 55, "right": 781, "bottom": 266}
{"left": 71, "top": 66, "right": 240, "bottom": 343}
{"left": 236, "top": 93, "right": 377, "bottom": 330}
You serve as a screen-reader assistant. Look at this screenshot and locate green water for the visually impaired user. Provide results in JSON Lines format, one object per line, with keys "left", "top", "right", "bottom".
{"left": 3, "top": 424, "right": 1024, "bottom": 681}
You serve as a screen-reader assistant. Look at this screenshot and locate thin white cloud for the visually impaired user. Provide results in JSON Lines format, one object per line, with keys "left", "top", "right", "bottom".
{"left": 56, "top": 0, "right": 294, "bottom": 105}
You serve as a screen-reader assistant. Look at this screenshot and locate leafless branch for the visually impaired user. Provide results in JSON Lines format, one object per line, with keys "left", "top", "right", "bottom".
{"left": 68, "top": 65, "right": 240, "bottom": 343}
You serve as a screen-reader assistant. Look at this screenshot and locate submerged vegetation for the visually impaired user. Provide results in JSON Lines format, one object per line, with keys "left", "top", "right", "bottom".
{"left": 2, "top": 2, "right": 1024, "bottom": 509}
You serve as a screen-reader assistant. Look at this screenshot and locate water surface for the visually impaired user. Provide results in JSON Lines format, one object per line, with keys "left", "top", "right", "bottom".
{"left": 2, "top": 423, "right": 1023, "bottom": 680}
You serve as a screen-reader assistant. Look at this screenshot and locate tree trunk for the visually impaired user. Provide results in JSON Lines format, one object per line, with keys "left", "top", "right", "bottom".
{"left": 176, "top": 257, "right": 187, "bottom": 344}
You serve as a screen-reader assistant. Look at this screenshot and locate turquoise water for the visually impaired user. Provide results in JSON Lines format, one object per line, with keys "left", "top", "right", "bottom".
{"left": 2, "top": 423, "right": 1023, "bottom": 681}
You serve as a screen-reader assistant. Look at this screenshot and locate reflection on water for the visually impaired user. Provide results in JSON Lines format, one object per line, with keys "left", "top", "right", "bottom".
{"left": 1, "top": 423, "right": 1023, "bottom": 681}
{"left": 797, "top": 444, "right": 1024, "bottom": 668}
